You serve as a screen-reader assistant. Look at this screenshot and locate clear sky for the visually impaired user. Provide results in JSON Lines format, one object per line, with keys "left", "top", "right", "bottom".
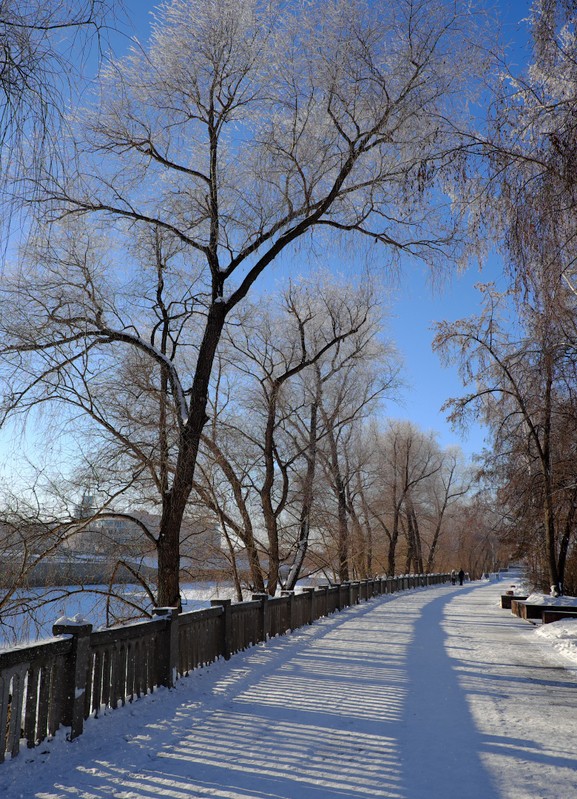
{"left": 386, "top": 255, "right": 507, "bottom": 458}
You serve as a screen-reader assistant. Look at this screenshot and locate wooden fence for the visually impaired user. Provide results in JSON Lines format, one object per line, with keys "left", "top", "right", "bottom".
{"left": 0, "top": 573, "right": 450, "bottom": 763}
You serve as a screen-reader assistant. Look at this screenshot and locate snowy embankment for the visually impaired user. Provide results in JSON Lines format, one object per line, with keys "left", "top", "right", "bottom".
{"left": 524, "top": 593, "right": 577, "bottom": 664}
{"left": 536, "top": 617, "right": 577, "bottom": 662}
{"left": 2, "top": 580, "right": 577, "bottom": 799}
{"left": 525, "top": 591, "right": 577, "bottom": 606}
{"left": 500, "top": 577, "right": 577, "bottom": 666}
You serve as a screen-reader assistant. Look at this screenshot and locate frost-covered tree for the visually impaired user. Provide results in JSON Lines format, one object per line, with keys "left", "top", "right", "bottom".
{"left": 450, "top": 0, "right": 577, "bottom": 592}
{"left": 0, "top": 0, "right": 491, "bottom": 607}
{"left": 486, "top": 0, "right": 577, "bottom": 293}
{"left": 193, "top": 272, "right": 397, "bottom": 594}
{"left": 434, "top": 280, "right": 577, "bottom": 594}
{"left": 0, "top": 1, "right": 113, "bottom": 219}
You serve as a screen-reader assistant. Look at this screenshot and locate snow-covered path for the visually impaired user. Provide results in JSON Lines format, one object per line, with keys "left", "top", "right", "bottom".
{"left": 2, "top": 581, "right": 577, "bottom": 799}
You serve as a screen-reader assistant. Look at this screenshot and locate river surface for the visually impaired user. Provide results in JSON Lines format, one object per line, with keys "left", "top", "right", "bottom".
{"left": 0, "top": 581, "right": 237, "bottom": 648}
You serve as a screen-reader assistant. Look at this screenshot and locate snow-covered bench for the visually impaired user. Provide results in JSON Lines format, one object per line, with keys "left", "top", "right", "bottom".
{"left": 510, "top": 593, "right": 577, "bottom": 622}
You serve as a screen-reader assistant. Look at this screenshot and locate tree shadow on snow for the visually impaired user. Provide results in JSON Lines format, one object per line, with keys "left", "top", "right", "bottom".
{"left": 397, "top": 589, "right": 501, "bottom": 799}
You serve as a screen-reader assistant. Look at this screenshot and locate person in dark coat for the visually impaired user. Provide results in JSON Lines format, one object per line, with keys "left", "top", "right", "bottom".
{"left": 458, "top": 568, "right": 465, "bottom": 585}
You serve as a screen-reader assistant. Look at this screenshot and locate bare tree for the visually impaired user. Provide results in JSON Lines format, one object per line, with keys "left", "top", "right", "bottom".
{"left": 316, "top": 367, "right": 392, "bottom": 582}
{"left": 193, "top": 272, "right": 396, "bottom": 593}
{"left": 0, "top": 1, "right": 115, "bottom": 224}
{"left": 424, "top": 448, "right": 471, "bottom": 573}
{"left": 427, "top": 0, "right": 577, "bottom": 592}
{"left": 358, "top": 421, "right": 443, "bottom": 575}
{"left": 434, "top": 280, "right": 577, "bottom": 593}
{"left": 0, "top": 0, "right": 490, "bottom": 606}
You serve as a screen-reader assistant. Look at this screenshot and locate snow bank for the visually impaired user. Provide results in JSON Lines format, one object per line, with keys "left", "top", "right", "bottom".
{"left": 525, "top": 592, "right": 577, "bottom": 606}
{"left": 535, "top": 617, "right": 577, "bottom": 662}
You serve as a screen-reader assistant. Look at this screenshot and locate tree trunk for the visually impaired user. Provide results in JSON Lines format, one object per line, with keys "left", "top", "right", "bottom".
{"left": 541, "top": 365, "right": 560, "bottom": 593}
{"left": 286, "top": 397, "right": 319, "bottom": 591}
{"left": 156, "top": 302, "right": 227, "bottom": 608}
{"left": 325, "top": 426, "right": 349, "bottom": 582}
{"left": 261, "top": 386, "right": 280, "bottom": 595}
{"left": 387, "top": 521, "right": 399, "bottom": 576}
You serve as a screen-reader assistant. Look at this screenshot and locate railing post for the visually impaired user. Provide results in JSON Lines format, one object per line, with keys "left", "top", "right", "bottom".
{"left": 281, "top": 590, "right": 296, "bottom": 630}
{"left": 320, "top": 585, "right": 330, "bottom": 616}
{"left": 302, "top": 587, "right": 315, "bottom": 624}
{"left": 252, "top": 594, "right": 270, "bottom": 642}
{"left": 338, "top": 582, "right": 348, "bottom": 611}
{"left": 211, "top": 599, "right": 232, "bottom": 660}
{"left": 52, "top": 617, "right": 93, "bottom": 741}
{"left": 153, "top": 607, "right": 180, "bottom": 688}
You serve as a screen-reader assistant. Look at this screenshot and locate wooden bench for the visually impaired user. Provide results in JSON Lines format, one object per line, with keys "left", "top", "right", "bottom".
{"left": 541, "top": 609, "right": 577, "bottom": 624}
{"left": 501, "top": 594, "right": 528, "bottom": 609}
{"left": 511, "top": 599, "right": 577, "bottom": 622}
{"left": 510, "top": 599, "right": 545, "bottom": 620}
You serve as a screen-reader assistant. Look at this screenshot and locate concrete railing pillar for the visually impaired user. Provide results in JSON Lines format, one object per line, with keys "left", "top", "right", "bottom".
{"left": 210, "top": 599, "right": 232, "bottom": 660}
{"left": 52, "top": 617, "right": 93, "bottom": 740}
{"left": 153, "top": 607, "right": 180, "bottom": 688}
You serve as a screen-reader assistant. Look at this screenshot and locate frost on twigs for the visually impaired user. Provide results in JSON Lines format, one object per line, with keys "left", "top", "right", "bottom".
{"left": 0, "top": 0, "right": 493, "bottom": 608}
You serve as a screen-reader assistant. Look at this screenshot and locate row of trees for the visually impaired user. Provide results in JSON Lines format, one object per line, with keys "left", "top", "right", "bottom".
{"left": 0, "top": 264, "right": 482, "bottom": 621}
{"left": 0, "top": 0, "right": 497, "bottom": 621}
{"left": 436, "top": 0, "right": 577, "bottom": 594}
{"left": 188, "top": 276, "right": 481, "bottom": 598}
{"left": 9, "top": 0, "right": 577, "bottom": 624}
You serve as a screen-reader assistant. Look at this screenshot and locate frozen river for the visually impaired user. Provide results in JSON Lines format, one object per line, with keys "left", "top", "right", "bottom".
{"left": 0, "top": 581, "right": 237, "bottom": 647}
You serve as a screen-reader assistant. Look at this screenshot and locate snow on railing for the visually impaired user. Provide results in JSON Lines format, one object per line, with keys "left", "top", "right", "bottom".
{"left": 0, "top": 573, "right": 450, "bottom": 763}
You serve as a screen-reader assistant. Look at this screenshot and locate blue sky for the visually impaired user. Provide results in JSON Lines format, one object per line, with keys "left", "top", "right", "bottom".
{"left": 386, "top": 255, "right": 507, "bottom": 458}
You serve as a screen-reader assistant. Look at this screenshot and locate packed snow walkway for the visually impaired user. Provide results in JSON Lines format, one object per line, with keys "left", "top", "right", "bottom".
{"left": 2, "top": 580, "right": 577, "bottom": 799}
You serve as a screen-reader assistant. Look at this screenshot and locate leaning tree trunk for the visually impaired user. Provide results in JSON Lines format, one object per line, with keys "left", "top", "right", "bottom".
{"left": 156, "top": 303, "right": 227, "bottom": 608}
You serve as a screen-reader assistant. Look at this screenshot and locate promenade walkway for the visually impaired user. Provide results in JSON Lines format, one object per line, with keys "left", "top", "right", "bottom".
{"left": 1, "top": 581, "right": 577, "bottom": 799}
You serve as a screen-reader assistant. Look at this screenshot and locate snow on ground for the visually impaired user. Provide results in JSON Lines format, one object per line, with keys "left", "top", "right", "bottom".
{"left": 535, "top": 617, "right": 577, "bottom": 662}
{"left": 1, "top": 580, "right": 577, "bottom": 799}
{"left": 524, "top": 592, "right": 577, "bottom": 606}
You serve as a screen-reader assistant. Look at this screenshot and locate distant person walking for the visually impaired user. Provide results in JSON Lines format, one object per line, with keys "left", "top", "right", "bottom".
{"left": 458, "top": 569, "right": 465, "bottom": 586}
